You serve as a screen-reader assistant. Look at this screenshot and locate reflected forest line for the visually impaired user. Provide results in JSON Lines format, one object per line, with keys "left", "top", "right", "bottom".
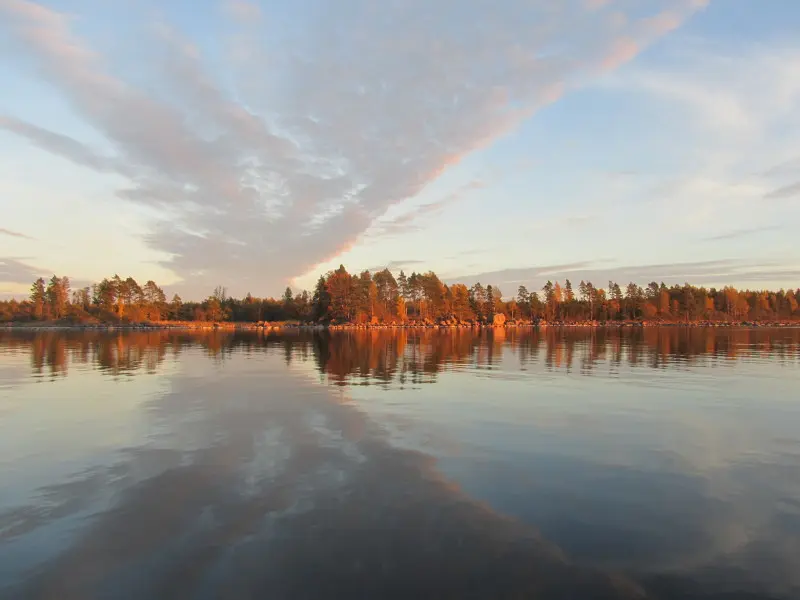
{"left": 3, "top": 327, "right": 799, "bottom": 381}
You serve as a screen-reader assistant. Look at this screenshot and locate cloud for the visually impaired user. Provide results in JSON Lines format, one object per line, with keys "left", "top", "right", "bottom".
{"left": 600, "top": 39, "right": 800, "bottom": 140}
{"left": 364, "top": 260, "right": 426, "bottom": 273}
{"left": 0, "top": 228, "right": 34, "bottom": 240}
{"left": 589, "top": 39, "right": 800, "bottom": 249}
{"left": 0, "top": 0, "right": 704, "bottom": 298}
{"left": 371, "top": 179, "right": 487, "bottom": 237}
{"left": 704, "top": 226, "right": 781, "bottom": 242}
{"left": 765, "top": 181, "right": 800, "bottom": 200}
{"left": 602, "top": 37, "right": 639, "bottom": 71}
{"left": 0, "top": 257, "right": 47, "bottom": 284}
{"left": 450, "top": 259, "right": 800, "bottom": 291}
{"left": 761, "top": 157, "right": 800, "bottom": 179}
{"left": 449, "top": 261, "right": 598, "bottom": 287}
{"left": 0, "top": 116, "right": 127, "bottom": 176}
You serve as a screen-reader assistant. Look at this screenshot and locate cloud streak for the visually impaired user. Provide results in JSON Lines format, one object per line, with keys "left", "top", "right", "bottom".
{"left": 704, "top": 226, "right": 781, "bottom": 242}
{"left": 0, "top": 0, "right": 705, "bottom": 297}
{"left": 0, "top": 257, "right": 47, "bottom": 285}
{"left": 765, "top": 182, "right": 800, "bottom": 200}
{"left": 451, "top": 259, "right": 800, "bottom": 292}
{"left": 0, "top": 228, "right": 34, "bottom": 240}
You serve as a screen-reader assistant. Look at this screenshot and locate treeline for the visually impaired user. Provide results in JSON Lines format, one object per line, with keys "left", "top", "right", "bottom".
{"left": 1, "top": 267, "right": 799, "bottom": 324}
{"left": 309, "top": 267, "right": 800, "bottom": 323}
{"left": 0, "top": 274, "right": 306, "bottom": 324}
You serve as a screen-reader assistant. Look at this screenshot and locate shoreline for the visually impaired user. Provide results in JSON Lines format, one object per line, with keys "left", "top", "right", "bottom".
{"left": 3, "top": 320, "right": 799, "bottom": 332}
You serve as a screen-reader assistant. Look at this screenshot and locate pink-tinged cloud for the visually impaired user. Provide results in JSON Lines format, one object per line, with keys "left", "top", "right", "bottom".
{"left": 640, "top": 11, "right": 684, "bottom": 37}
{"left": 0, "top": 0, "right": 706, "bottom": 297}
{"left": 602, "top": 38, "right": 640, "bottom": 71}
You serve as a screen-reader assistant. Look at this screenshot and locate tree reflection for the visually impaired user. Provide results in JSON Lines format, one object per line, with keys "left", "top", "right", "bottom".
{"left": 2, "top": 327, "right": 798, "bottom": 381}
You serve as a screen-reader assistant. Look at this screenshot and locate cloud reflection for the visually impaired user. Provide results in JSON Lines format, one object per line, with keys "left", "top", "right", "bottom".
{"left": 1, "top": 328, "right": 799, "bottom": 599}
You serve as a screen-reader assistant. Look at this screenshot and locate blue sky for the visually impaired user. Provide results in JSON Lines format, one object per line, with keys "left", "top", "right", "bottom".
{"left": 1, "top": 0, "right": 799, "bottom": 300}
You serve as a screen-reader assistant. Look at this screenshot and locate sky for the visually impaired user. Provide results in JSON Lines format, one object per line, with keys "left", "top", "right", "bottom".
{"left": 1, "top": 0, "right": 799, "bottom": 301}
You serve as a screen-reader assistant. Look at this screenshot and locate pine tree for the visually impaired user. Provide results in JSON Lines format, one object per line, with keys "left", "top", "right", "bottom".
{"left": 564, "top": 279, "right": 574, "bottom": 302}
{"left": 30, "top": 278, "right": 46, "bottom": 320}
{"left": 46, "top": 275, "right": 66, "bottom": 319}
{"left": 397, "top": 270, "right": 409, "bottom": 300}
{"left": 470, "top": 283, "right": 486, "bottom": 320}
{"left": 517, "top": 285, "right": 530, "bottom": 319}
{"left": 326, "top": 265, "right": 355, "bottom": 321}
{"left": 312, "top": 276, "right": 331, "bottom": 321}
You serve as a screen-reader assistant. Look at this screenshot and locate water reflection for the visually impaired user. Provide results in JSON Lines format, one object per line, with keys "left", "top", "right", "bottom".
{"left": 1, "top": 328, "right": 799, "bottom": 599}
{"left": 2, "top": 327, "right": 798, "bottom": 381}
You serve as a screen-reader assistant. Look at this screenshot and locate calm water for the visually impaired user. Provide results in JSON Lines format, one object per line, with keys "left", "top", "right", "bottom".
{"left": 1, "top": 328, "right": 799, "bottom": 600}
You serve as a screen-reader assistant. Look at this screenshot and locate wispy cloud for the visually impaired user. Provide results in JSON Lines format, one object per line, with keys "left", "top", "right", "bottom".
{"left": 764, "top": 182, "right": 800, "bottom": 200}
{"left": 451, "top": 259, "right": 800, "bottom": 291}
{"left": 599, "top": 39, "right": 800, "bottom": 142}
{"left": 0, "top": 0, "right": 704, "bottom": 297}
{"left": 0, "top": 116, "right": 128, "bottom": 176}
{"left": 0, "top": 257, "right": 46, "bottom": 284}
{"left": 0, "top": 228, "right": 34, "bottom": 240}
{"left": 449, "top": 262, "right": 599, "bottom": 286}
{"left": 364, "top": 260, "right": 426, "bottom": 273}
{"left": 704, "top": 226, "right": 781, "bottom": 242}
{"left": 590, "top": 39, "right": 800, "bottom": 246}
{"left": 371, "top": 179, "right": 488, "bottom": 237}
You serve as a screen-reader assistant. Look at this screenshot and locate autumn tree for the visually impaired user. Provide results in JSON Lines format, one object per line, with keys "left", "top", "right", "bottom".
{"left": 450, "top": 284, "right": 473, "bottom": 321}
{"left": 30, "top": 278, "right": 46, "bottom": 320}
{"left": 658, "top": 290, "right": 670, "bottom": 317}
{"left": 407, "top": 273, "right": 422, "bottom": 317}
{"left": 46, "top": 275, "right": 68, "bottom": 319}
{"left": 395, "top": 295, "right": 407, "bottom": 321}
{"left": 170, "top": 294, "right": 183, "bottom": 320}
{"left": 204, "top": 296, "right": 227, "bottom": 322}
{"left": 542, "top": 281, "right": 555, "bottom": 320}
{"left": 374, "top": 269, "right": 399, "bottom": 316}
{"left": 111, "top": 274, "right": 126, "bottom": 316}
{"left": 470, "top": 283, "right": 486, "bottom": 321}
{"left": 530, "top": 291, "right": 544, "bottom": 319}
{"left": 72, "top": 286, "right": 92, "bottom": 311}
{"left": 326, "top": 265, "right": 356, "bottom": 322}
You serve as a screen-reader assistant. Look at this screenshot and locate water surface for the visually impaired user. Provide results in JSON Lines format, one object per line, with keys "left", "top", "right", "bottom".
{"left": 1, "top": 328, "right": 799, "bottom": 599}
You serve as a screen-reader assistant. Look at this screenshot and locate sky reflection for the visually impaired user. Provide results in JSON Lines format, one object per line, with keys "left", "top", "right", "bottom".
{"left": 1, "top": 328, "right": 799, "bottom": 599}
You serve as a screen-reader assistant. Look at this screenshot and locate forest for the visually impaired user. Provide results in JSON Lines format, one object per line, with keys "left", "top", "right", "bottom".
{"left": 1, "top": 266, "right": 799, "bottom": 325}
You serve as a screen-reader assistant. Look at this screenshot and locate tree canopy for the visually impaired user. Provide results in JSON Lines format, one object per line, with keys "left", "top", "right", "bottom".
{"left": 2, "top": 268, "right": 798, "bottom": 325}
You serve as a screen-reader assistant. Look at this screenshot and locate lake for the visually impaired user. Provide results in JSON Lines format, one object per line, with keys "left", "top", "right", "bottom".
{"left": 1, "top": 327, "right": 799, "bottom": 599}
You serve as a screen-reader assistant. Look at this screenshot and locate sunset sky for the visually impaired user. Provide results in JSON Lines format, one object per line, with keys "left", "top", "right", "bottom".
{"left": 1, "top": 0, "right": 799, "bottom": 300}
